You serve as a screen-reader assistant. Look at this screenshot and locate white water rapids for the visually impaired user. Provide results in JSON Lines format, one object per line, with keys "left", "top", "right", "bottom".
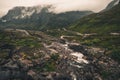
{"left": 44, "top": 40, "right": 89, "bottom": 69}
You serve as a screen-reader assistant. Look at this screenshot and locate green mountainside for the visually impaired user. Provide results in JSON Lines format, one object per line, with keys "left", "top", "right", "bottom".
{"left": 68, "top": 2, "right": 120, "bottom": 63}
{"left": 70, "top": 2, "right": 120, "bottom": 34}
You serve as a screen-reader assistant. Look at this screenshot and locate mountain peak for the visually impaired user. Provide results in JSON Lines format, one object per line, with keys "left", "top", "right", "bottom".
{"left": 1, "top": 5, "right": 54, "bottom": 21}
{"left": 102, "top": 0, "right": 119, "bottom": 12}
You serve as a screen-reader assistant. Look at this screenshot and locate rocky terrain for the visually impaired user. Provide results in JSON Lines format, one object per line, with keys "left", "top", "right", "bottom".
{"left": 0, "top": 1, "right": 120, "bottom": 80}
{"left": 0, "top": 29, "right": 119, "bottom": 80}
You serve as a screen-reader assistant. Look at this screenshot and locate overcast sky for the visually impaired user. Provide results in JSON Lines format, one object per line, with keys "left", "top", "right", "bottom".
{"left": 0, "top": 0, "right": 112, "bottom": 17}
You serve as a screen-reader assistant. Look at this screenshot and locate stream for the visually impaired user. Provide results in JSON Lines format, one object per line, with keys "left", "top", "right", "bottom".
{"left": 44, "top": 36, "right": 89, "bottom": 69}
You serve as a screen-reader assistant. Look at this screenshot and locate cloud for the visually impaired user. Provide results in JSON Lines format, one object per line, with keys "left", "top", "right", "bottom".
{"left": 0, "top": 0, "right": 112, "bottom": 17}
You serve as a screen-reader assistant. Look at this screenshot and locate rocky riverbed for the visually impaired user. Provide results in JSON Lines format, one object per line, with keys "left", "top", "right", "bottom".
{"left": 0, "top": 29, "right": 120, "bottom": 80}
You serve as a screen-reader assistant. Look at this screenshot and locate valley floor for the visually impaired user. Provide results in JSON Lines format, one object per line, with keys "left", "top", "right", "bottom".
{"left": 0, "top": 29, "right": 120, "bottom": 80}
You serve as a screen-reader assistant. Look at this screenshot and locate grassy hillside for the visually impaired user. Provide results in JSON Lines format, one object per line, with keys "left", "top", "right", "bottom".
{"left": 70, "top": 3, "right": 120, "bottom": 34}
{"left": 69, "top": 3, "right": 120, "bottom": 63}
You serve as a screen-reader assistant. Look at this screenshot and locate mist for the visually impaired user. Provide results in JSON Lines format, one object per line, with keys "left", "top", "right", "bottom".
{"left": 0, "top": 0, "right": 112, "bottom": 17}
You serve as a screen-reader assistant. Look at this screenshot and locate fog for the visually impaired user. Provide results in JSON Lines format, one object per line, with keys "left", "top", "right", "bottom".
{"left": 0, "top": 0, "right": 112, "bottom": 17}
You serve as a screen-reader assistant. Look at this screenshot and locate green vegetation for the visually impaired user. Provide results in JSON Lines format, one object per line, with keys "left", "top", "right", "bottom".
{"left": 111, "top": 49, "right": 120, "bottom": 63}
{"left": 14, "top": 38, "right": 41, "bottom": 47}
{"left": 43, "top": 61, "right": 56, "bottom": 72}
{"left": 0, "top": 31, "right": 42, "bottom": 48}
{"left": 67, "top": 3, "right": 120, "bottom": 63}
{"left": 35, "top": 54, "right": 59, "bottom": 72}
{"left": 77, "top": 34, "right": 120, "bottom": 63}
{"left": 43, "top": 54, "right": 59, "bottom": 72}
{"left": 0, "top": 50, "right": 9, "bottom": 59}
{"left": 45, "top": 29, "right": 77, "bottom": 38}
{"left": 69, "top": 3, "right": 120, "bottom": 34}
{"left": 101, "top": 71, "right": 111, "bottom": 78}
{"left": 0, "top": 30, "right": 43, "bottom": 60}
{"left": 50, "top": 54, "right": 59, "bottom": 61}
{"left": 46, "top": 29, "right": 120, "bottom": 63}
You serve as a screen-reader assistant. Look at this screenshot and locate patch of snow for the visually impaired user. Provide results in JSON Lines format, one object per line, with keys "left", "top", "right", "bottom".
{"left": 60, "top": 35, "right": 74, "bottom": 39}
{"left": 2, "top": 20, "right": 7, "bottom": 22}
{"left": 35, "top": 6, "right": 42, "bottom": 13}
{"left": 20, "top": 10, "right": 35, "bottom": 18}
{"left": 110, "top": 32, "right": 120, "bottom": 36}
{"left": 13, "top": 7, "right": 42, "bottom": 19}
{"left": 14, "top": 16, "right": 19, "bottom": 19}
{"left": 76, "top": 32, "right": 83, "bottom": 36}
{"left": 69, "top": 62, "right": 82, "bottom": 68}
{"left": 16, "top": 29, "right": 30, "bottom": 36}
{"left": 114, "top": 0, "right": 119, "bottom": 6}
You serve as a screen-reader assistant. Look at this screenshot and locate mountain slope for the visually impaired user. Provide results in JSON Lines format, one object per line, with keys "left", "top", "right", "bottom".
{"left": 0, "top": 6, "right": 93, "bottom": 30}
{"left": 102, "top": 0, "right": 119, "bottom": 11}
{"left": 70, "top": 2, "right": 120, "bottom": 33}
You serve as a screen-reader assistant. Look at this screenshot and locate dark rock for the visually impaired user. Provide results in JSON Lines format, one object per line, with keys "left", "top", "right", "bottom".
{"left": 0, "top": 44, "right": 15, "bottom": 50}
{"left": 53, "top": 75, "right": 71, "bottom": 80}
{"left": 0, "top": 44, "right": 16, "bottom": 59}
{"left": 59, "top": 39, "right": 66, "bottom": 44}
{"left": 0, "top": 70, "right": 33, "bottom": 80}
{"left": 68, "top": 43, "right": 87, "bottom": 55}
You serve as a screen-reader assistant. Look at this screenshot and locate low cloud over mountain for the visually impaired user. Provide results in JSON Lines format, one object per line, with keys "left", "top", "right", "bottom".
{"left": 0, "top": 0, "right": 112, "bottom": 17}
